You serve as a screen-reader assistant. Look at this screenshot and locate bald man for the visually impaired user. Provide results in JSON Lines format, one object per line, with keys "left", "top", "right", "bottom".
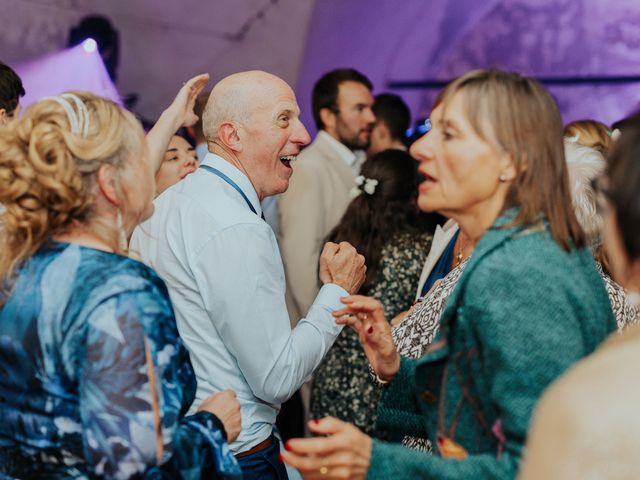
{"left": 130, "top": 71, "right": 366, "bottom": 479}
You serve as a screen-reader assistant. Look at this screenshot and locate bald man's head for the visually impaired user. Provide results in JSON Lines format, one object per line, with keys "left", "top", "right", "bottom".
{"left": 199, "top": 70, "right": 310, "bottom": 200}
{"left": 202, "top": 70, "right": 291, "bottom": 142}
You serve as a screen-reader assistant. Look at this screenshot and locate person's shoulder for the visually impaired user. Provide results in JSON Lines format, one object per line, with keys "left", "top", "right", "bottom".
{"left": 86, "top": 249, "right": 168, "bottom": 294}
{"left": 540, "top": 327, "right": 640, "bottom": 415}
{"left": 471, "top": 225, "right": 582, "bottom": 281}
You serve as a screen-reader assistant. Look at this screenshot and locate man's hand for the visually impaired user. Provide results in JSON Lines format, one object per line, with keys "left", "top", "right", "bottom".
{"left": 319, "top": 241, "right": 366, "bottom": 294}
{"left": 197, "top": 389, "right": 241, "bottom": 442}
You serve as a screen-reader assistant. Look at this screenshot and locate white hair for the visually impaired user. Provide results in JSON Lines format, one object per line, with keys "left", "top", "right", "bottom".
{"left": 564, "top": 139, "right": 606, "bottom": 246}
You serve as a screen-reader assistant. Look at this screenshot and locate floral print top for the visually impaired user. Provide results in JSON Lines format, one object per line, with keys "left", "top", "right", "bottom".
{"left": 310, "top": 232, "right": 432, "bottom": 436}
{"left": 0, "top": 242, "right": 241, "bottom": 479}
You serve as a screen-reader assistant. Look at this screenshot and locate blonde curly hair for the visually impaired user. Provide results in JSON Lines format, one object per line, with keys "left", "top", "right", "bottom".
{"left": 0, "top": 91, "right": 144, "bottom": 294}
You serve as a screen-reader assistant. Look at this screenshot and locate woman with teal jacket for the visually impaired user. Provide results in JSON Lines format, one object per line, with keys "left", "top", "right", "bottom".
{"left": 281, "top": 69, "right": 616, "bottom": 479}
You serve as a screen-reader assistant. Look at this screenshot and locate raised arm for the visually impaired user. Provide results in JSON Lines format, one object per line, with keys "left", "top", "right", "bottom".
{"left": 146, "top": 74, "right": 209, "bottom": 175}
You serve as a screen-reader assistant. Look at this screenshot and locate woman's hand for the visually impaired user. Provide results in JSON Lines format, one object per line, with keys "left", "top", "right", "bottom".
{"left": 165, "top": 73, "right": 210, "bottom": 129}
{"left": 197, "top": 389, "right": 241, "bottom": 443}
{"left": 146, "top": 74, "right": 210, "bottom": 175}
{"left": 334, "top": 295, "right": 400, "bottom": 381}
{"left": 281, "top": 417, "right": 372, "bottom": 480}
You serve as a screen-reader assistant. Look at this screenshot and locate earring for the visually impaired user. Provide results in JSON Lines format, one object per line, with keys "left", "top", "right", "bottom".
{"left": 116, "top": 209, "right": 128, "bottom": 254}
{"left": 499, "top": 174, "right": 507, "bottom": 182}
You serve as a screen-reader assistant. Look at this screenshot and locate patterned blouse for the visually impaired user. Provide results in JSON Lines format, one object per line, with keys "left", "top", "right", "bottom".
{"left": 596, "top": 262, "right": 639, "bottom": 330}
{"left": 391, "top": 256, "right": 470, "bottom": 452}
{"left": 0, "top": 242, "right": 241, "bottom": 479}
{"left": 310, "top": 232, "right": 432, "bottom": 436}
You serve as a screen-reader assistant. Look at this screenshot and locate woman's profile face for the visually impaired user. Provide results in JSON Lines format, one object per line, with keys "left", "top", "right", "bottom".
{"left": 410, "top": 92, "right": 512, "bottom": 220}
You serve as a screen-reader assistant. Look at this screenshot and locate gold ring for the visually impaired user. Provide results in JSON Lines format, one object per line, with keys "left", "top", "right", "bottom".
{"left": 319, "top": 466, "right": 329, "bottom": 475}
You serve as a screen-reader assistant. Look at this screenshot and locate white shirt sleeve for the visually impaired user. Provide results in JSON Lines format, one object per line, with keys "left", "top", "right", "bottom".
{"left": 191, "top": 221, "right": 346, "bottom": 404}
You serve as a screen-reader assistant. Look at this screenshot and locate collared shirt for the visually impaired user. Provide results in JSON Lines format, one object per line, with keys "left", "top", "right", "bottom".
{"left": 130, "top": 153, "right": 346, "bottom": 453}
{"left": 316, "top": 130, "right": 366, "bottom": 175}
{"left": 195, "top": 142, "right": 209, "bottom": 162}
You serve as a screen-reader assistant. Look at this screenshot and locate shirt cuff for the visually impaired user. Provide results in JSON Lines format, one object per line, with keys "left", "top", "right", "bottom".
{"left": 312, "top": 283, "right": 349, "bottom": 313}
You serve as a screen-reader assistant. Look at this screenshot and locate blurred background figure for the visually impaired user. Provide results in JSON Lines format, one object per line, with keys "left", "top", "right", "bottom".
{"left": 0, "top": 62, "right": 25, "bottom": 126}
{"left": 564, "top": 138, "right": 638, "bottom": 329}
{"left": 367, "top": 93, "right": 411, "bottom": 157}
{"left": 310, "top": 149, "right": 432, "bottom": 436}
{"left": 564, "top": 119, "right": 613, "bottom": 154}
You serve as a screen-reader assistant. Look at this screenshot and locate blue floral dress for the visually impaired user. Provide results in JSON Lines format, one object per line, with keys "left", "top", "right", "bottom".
{"left": 0, "top": 241, "right": 242, "bottom": 479}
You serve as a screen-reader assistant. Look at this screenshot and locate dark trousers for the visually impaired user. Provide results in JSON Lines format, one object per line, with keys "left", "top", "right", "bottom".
{"left": 236, "top": 435, "right": 289, "bottom": 480}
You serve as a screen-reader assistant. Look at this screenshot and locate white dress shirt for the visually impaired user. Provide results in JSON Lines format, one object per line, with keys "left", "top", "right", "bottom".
{"left": 130, "top": 153, "right": 346, "bottom": 452}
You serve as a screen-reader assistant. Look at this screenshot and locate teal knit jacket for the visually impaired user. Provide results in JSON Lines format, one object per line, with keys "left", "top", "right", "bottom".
{"left": 368, "top": 211, "right": 616, "bottom": 479}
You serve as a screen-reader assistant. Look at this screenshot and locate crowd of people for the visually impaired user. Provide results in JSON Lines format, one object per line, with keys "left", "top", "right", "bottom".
{"left": 0, "top": 57, "right": 638, "bottom": 480}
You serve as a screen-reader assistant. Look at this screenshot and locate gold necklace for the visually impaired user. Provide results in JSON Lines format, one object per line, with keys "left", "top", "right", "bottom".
{"left": 454, "top": 233, "right": 471, "bottom": 267}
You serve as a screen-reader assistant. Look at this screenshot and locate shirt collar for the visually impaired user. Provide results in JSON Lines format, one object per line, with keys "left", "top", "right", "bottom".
{"left": 201, "top": 152, "right": 263, "bottom": 217}
{"left": 317, "top": 130, "right": 361, "bottom": 169}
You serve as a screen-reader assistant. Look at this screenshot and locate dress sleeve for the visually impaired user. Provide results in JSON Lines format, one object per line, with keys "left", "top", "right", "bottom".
{"left": 78, "top": 287, "right": 241, "bottom": 479}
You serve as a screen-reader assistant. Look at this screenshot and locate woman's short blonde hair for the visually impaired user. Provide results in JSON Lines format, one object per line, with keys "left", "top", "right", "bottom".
{"left": 0, "top": 91, "right": 144, "bottom": 292}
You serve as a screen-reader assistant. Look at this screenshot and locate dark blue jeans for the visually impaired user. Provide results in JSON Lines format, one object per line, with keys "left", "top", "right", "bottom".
{"left": 236, "top": 435, "right": 289, "bottom": 480}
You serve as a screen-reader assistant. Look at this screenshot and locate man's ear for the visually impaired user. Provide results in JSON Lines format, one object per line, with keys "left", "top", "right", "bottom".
{"left": 377, "top": 122, "right": 390, "bottom": 141}
{"left": 218, "top": 121, "right": 242, "bottom": 153}
{"left": 319, "top": 107, "right": 337, "bottom": 131}
{"left": 97, "top": 164, "right": 122, "bottom": 207}
{"left": 0, "top": 109, "right": 7, "bottom": 126}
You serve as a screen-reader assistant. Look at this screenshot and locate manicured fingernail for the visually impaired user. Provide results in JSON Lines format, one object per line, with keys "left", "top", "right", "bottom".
{"left": 284, "top": 441, "right": 291, "bottom": 451}
{"left": 313, "top": 418, "right": 320, "bottom": 424}
{"left": 278, "top": 453, "right": 284, "bottom": 462}
{"left": 367, "top": 326, "right": 374, "bottom": 334}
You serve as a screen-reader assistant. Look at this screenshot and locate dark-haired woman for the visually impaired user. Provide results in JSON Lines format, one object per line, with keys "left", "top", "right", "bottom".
{"left": 310, "top": 149, "right": 432, "bottom": 436}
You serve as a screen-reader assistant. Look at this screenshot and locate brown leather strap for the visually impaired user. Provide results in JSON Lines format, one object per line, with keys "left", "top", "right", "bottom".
{"left": 235, "top": 436, "right": 274, "bottom": 458}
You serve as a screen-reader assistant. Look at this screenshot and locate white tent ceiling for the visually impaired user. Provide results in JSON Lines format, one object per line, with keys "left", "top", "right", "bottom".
{"left": 0, "top": 0, "right": 316, "bottom": 120}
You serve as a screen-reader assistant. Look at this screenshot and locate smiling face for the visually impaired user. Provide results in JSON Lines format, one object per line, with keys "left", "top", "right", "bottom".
{"left": 155, "top": 135, "right": 198, "bottom": 195}
{"left": 410, "top": 92, "right": 514, "bottom": 224}
{"left": 238, "top": 79, "right": 311, "bottom": 199}
{"left": 326, "top": 80, "right": 375, "bottom": 150}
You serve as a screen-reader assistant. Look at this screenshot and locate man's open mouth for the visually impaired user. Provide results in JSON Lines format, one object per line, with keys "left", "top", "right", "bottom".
{"left": 280, "top": 155, "right": 297, "bottom": 168}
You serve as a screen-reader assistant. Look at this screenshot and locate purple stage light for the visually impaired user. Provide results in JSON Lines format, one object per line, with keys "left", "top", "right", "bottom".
{"left": 82, "top": 38, "right": 98, "bottom": 54}
{"left": 14, "top": 44, "right": 121, "bottom": 110}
